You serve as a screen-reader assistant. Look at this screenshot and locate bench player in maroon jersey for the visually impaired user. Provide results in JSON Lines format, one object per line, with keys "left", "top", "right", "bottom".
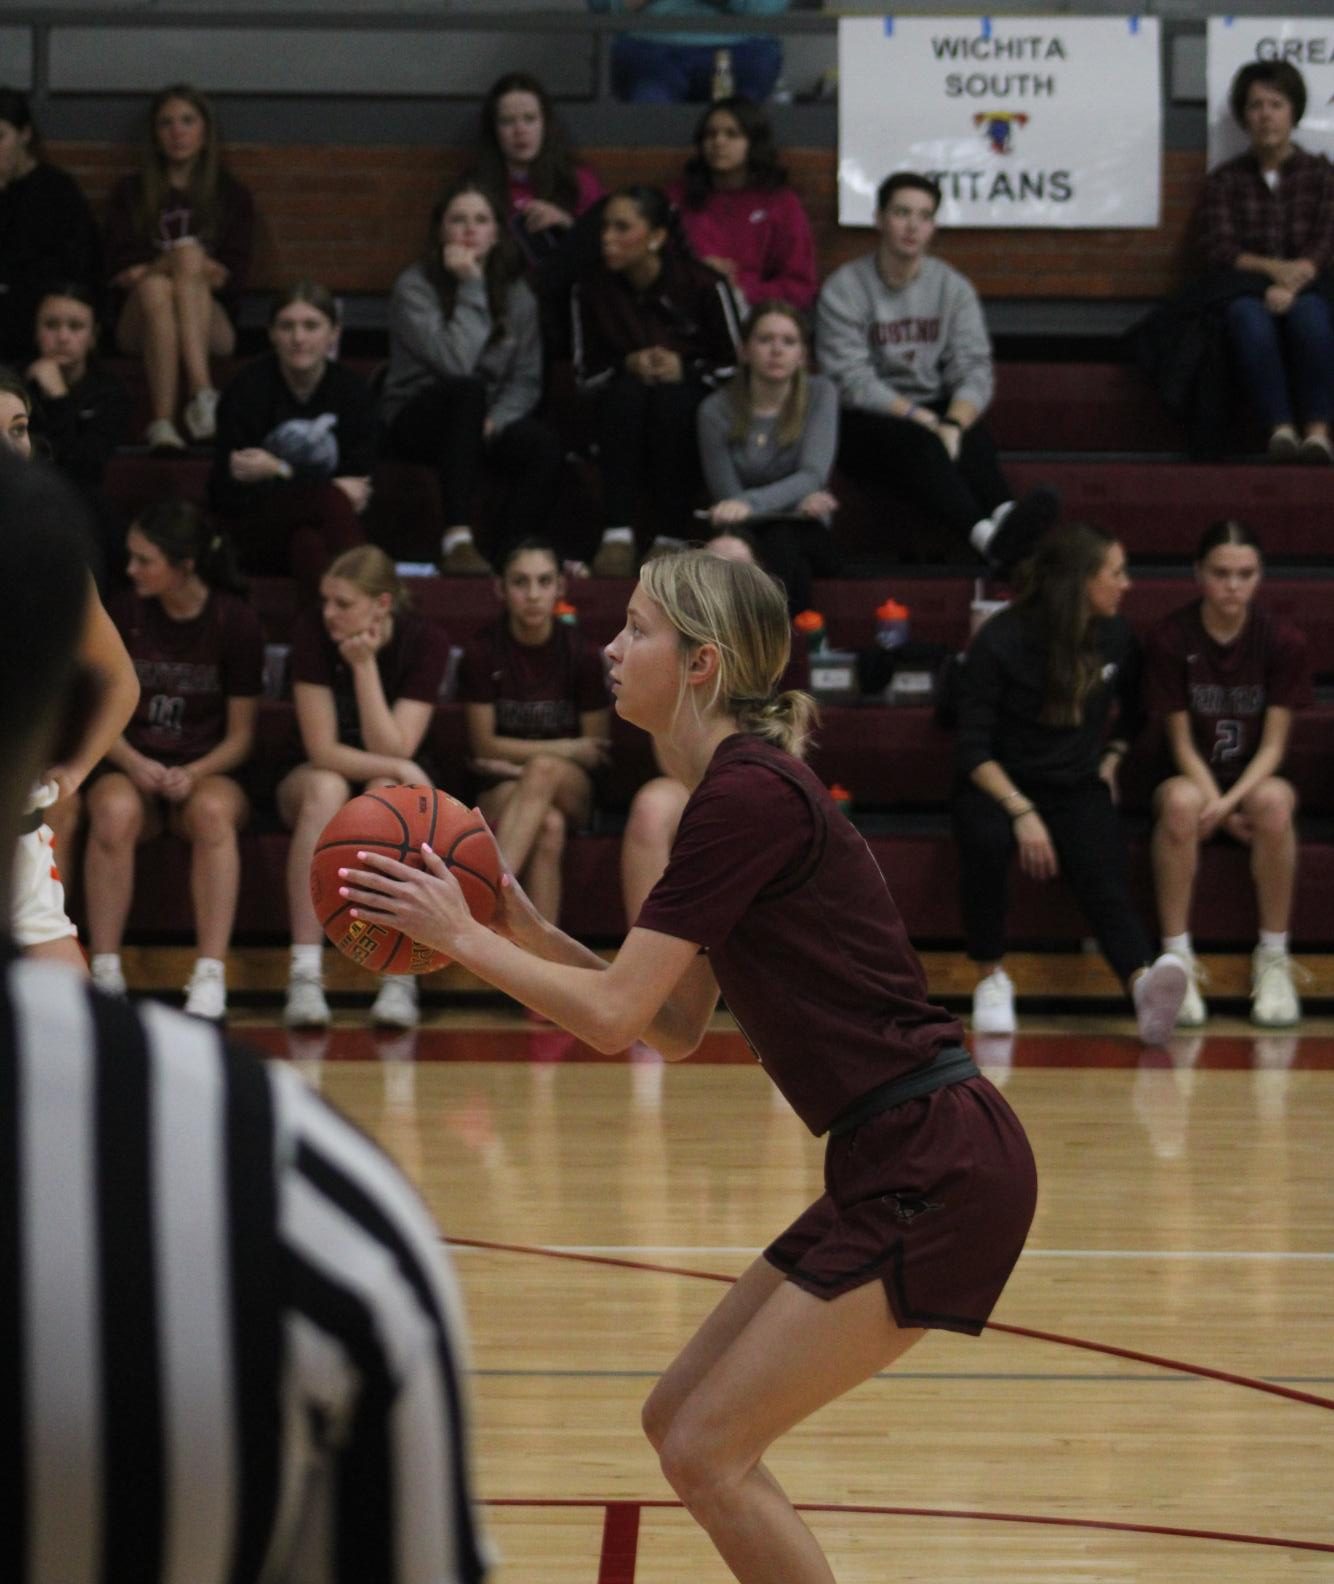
{"left": 1146, "top": 519, "right": 1311, "bottom": 1026}
{"left": 338, "top": 548, "right": 1038, "bottom": 1584}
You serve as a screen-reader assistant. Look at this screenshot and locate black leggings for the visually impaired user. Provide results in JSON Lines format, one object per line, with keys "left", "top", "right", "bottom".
{"left": 595, "top": 372, "right": 706, "bottom": 533}
{"left": 386, "top": 377, "right": 564, "bottom": 554}
{"left": 838, "top": 408, "right": 1011, "bottom": 552}
{"left": 951, "top": 777, "right": 1154, "bottom": 981}
{"left": 749, "top": 515, "right": 842, "bottom": 614}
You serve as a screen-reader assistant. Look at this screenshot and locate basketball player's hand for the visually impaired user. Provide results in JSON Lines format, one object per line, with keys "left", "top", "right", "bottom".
{"left": 339, "top": 622, "right": 386, "bottom": 667}
{"left": 45, "top": 763, "right": 84, "bottom": 802}
{"left": 491, "top": 866, "right": 547, "bottom": 950}
{"left": 443, "top": 242, "right": 482, "bottom": 280}
{"left": 798, "top": 490, "right": 838, "bottom": 519}
{"left": 625, "top": 349, "right": 657, "bottom": 383}
{"left": 709, "top": 499, "right": 752, "bottom": 526}
{"left": 26, "top": 358, "right": 68, "bottom": 399}
{"left": 649, "top": 348, "right": 684, "bottom": 384}
{"left": 1264, "top": 284, "right": 1295, "bottom": 316}
{"left": 1197, "top": 796, "right": 1234, "bottom": 839}
{"left": 340, "top": 845, "right": 473, "bottom": 956}
{"left": 1013, "top": 809, "right": 1058, "bottom": 880}
{"left": 569, "top": 737, "right": 611, "bottom": 771}
{"left": 1222, "top": 809, "right": 1253, "bottom": 845}
{"left": 128, "top": 756, "right": 170, "bottom": 795}
{"left": 160, "top": 765, "right": 195, "bottom": 803}
{"left": 231, "top": 448, "right": 284, "bottom": 483}
{"left": 938, "top": 424, "right": 962, "bottom": 462}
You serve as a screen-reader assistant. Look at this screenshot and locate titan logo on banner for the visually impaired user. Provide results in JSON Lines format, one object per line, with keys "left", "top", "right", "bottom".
{"left": 837, "top": 16, "right": 1162, "bottom": 228}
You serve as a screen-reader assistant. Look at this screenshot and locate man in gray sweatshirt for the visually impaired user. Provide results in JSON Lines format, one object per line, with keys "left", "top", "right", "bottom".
{"left": 817, "top": 172, "right": 1058, "bottom": 567}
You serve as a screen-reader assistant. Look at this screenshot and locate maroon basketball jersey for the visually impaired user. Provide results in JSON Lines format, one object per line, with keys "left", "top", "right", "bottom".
{"left": 636, "top": 733, "right": 965, "bottom": 1136}
{"left": 111, "top": 590, "right": 263, "bottom": 766}
{"left": 458, "top": 619, "right": 608, "bottom": 740}
{"left": 1144, "top": 601, "right": 1310, "bottom": 788}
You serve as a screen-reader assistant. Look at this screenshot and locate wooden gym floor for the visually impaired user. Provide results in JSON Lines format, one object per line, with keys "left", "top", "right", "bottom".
{"left": 225, "top": 996, "right": 1334, "bottom": 1584}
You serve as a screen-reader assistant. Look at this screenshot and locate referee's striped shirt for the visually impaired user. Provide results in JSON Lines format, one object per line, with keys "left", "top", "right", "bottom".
{"left": 0, "top": 952, "right": 488, "bottom": 1584}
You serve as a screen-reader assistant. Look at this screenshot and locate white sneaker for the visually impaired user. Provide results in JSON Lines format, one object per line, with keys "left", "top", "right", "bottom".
{"left": 183, "top": 959, "right": 226, "bottom": 1022}
{"left": 1134, "top": 953, "right": 1189, "bottom": 1046}
{"left": 1251, "top": 947, "right": 1301, "bottom": 1028}
{"left": 183, "top": 387, "right": 220, "bottom": 441}
{"left": 972, "top": 968, "right": 1016, "bottom": 1035}
{"left": 285, "top": 972, "right": 331, "bottom": 1028}
{"left": 144, "top": 417, "right": 186, "bottom": 452}
{"left": 1175, "top": 950, "right": 1208, "bottom": 1027}
{"left": 90, "top": 954, "right": 127, "bottom": 997}
{"left": 371, "top": 974, "right": 419, "bottom": 1029}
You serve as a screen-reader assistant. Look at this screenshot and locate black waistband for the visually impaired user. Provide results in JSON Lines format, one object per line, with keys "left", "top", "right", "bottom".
{"left": 827, "top": 1046, "right": 980, "bottom": 1137}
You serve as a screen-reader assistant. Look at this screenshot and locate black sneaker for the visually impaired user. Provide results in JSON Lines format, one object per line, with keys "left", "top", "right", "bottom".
{"left": 987, "top": 486, "right": 1061, "bottom": 572}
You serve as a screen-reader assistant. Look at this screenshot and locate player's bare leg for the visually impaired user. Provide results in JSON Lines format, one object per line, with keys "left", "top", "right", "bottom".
{"left": 656, "top": 1274, "right": 923, "bottom": 1583}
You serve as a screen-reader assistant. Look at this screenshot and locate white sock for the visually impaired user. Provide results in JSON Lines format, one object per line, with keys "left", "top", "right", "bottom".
{"left": 1162, "top": 933, "right": 1191, "bottom": 959}
{"left": 290, "top": 944, "right": 323, "bottom": 979}
{"left": 91, "top": 952, "right": 121, "bottom": 976}
{"left": 193, "top": 956, "right": 225, "bottom": 979}
{"left": 442, "top": 527, "right": 474, "bottom": 554}
{"left": 381, "top": 973, "right": 417, "bottom": 993}
{"left": 601, "top": 526, "right": 633, "bottom": 545}
{"left": 1258, "top": 930, "right": 1289, "bottom": 954}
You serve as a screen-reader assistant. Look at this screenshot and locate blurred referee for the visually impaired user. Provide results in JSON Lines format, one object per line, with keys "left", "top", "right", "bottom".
{"left": 0, "top": 452, "right": 487, "bottom": 1582}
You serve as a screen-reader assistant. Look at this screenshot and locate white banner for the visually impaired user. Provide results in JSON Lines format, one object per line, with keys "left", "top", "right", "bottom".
{"left": 837, "top": 15, "right": 1161, "bottom": 228}
{"left": 1206, "top": 18, "right": 1334, "bottom": 170}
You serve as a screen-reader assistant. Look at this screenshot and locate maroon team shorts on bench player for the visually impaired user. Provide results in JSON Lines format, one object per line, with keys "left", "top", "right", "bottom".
{"left": 765, "top": 1076, "right": 1037, "bottom": 1335}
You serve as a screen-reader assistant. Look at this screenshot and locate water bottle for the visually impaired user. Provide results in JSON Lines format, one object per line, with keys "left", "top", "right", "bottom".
{"left": 711, "top": 48, "right": 735, "bottom": 101}
{"left": 875, "top": 598, "right": 911, "bottom": 651}
{"left": 555, "top": 599, "right": 578, "bottom": 628}
{"left": 793, "top": 609, "right": 827, "bottom": 655}
{"left": 828, "top": 783, "right": 854, "bottom": 818}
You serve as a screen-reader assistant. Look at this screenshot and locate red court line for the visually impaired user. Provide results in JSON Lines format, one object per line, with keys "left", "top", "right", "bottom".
{"left": 448, "top": 1235, "right": 1334, "bottom": 1412}
{"left": 595, "top": 1502, "right": 640, "bottom": 1584}
{"left": 485, "top": 1496, "right": 1334, "bottom": 1558}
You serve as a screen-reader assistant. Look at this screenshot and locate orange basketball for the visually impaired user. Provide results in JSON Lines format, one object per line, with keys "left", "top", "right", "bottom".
{"left": 310, "top": 785, "right": 501, "bottom": 974}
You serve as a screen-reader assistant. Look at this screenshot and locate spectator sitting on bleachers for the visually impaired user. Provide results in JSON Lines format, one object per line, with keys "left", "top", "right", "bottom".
{"left": 590, "top": 0, "right": 786, "bottom": 105}
{"left": 817, "top": 172, "right": 1059, "bottom": 570}
{"left": 574, "top": 185, "right": 742, "bottom": 577}
{"left": 381, "top": 179, "right": 563, "bottom": 576}
{"left": 83, "top": 500, "right": 262, "bottom": 1022}
{"left": 468, "top": 72, "right": 605, "bottom": 271}
{"left": 104, "top": 84, "right": 254, "bottom": 453}
{"left": 1201, "top": 61, "right": 1334, "bottom": 463}
{"left": 0, "top": 89, "right": 102, "bottom": 366}
{"left": 209, "top": 280, "right": 375, "bottom": 596}
{"left": 278, "top": 546, "right": 451, "bottom": 1031}
{"left": 1146, "top": 519, "right": 1311, "bottom": 1030}
{"left": 670, "top": 95, "right": 816, "bottom": 312}
{"left": 460, "top": 538, "right": 610, "bottom": 931}
{"left": 25, "top": 282, "right": 131, "bottom": 579}
{"left": 697, "top": 299, "right": 837, "bottom": 612}
{"left": 951, "top": 522, "right": 1188, "bottom": 1045}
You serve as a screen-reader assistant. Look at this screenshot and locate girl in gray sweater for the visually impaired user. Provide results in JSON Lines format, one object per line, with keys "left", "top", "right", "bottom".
{"left": 696, "top": 300, "right": 840, "bottom": 611}
{"left": 381, "top": 179, "right": 563, "bottom": 573}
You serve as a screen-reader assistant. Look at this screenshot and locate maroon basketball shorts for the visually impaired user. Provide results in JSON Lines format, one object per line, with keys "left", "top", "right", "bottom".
{"left": 764, "top": 1076, "right": 1037, "bottom": 1335}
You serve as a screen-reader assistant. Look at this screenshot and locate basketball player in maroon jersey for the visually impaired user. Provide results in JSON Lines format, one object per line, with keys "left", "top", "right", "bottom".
{"left": 339, "top": 548, "right": 1037, "bottom": 1584}
{"left": 1146, "top": 520, "right": 1311, "bottom": 1026}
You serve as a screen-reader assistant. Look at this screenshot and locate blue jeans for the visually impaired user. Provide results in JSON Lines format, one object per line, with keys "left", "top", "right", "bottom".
{"left": 610, "top": 35, "right": 783, "bottom": 103}
{"left": 1224, "top": 290, "right": 1334, "bottom": 426}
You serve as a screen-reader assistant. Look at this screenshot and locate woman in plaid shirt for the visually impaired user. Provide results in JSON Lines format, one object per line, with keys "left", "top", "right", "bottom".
{"left": 1201, "top": 61, "right": 1334, "bottom": 463}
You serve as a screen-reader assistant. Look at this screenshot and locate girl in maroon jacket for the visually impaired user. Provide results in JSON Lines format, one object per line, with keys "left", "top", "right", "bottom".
{"left": 573, "top": 186, "right": 741, "bottom": 576}
{"left": 105, "top": 84, "right": 254, "bottom": 451}
{"left": 342, "top": 550, "right": 1037, "bottom": 1584}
